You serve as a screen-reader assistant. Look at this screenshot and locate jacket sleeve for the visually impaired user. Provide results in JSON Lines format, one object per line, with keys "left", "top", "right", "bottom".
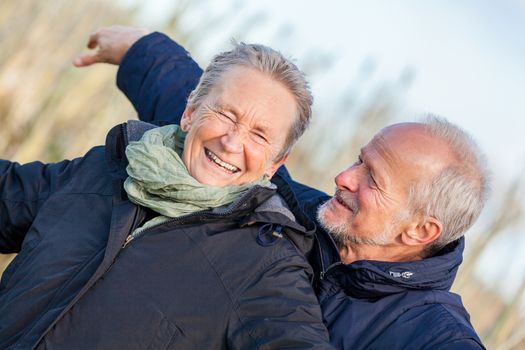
{"left": 274, "top": 168, "right": 331, "bottom": 219}
{"left": 227, "top": 253, "right": 334, "bottom": 349}
{"left": 116, "top": 32, "right": 203, "bottom": 124}
{"left": 0, "top": 159, "right": 74, "bottom": 253}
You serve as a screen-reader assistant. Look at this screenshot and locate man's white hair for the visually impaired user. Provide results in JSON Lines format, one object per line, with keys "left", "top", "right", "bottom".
{"left": 408, "top": 115, "right": 491, "bottom": 256}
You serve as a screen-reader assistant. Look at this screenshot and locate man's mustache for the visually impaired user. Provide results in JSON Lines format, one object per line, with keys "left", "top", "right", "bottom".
{"left": 335, "top": 189, "right": 359, "bottom": 215}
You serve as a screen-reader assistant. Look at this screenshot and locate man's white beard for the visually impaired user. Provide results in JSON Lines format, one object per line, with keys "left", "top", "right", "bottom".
{"left": 316, "top": 201, "right": 392, "bottom": 247}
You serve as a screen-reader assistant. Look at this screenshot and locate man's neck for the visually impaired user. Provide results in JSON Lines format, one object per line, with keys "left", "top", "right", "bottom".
{"left": 338, "top": 243, "right": 425, "bottom": 264}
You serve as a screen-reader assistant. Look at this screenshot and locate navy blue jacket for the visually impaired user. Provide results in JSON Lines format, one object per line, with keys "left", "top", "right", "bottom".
{"left": 117, "top": 32, "right": 485, "bottom": 349}
{"left": 0, "top": 119, "right": 333, "bottom": 349}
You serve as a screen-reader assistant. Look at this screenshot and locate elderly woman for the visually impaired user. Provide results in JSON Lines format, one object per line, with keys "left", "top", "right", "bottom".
{"left": 0, "top": 35, "right": 333, "bottom": 349}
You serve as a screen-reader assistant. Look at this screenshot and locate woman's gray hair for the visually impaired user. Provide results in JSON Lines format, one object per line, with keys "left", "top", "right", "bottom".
{"left": 187, "top": 42, "right": 313, "bottom": 161}
{"left": 407, "top": 115, "right": 491, "bottom": 256}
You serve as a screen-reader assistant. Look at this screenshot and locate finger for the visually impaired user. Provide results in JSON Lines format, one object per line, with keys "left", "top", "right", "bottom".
{"left": 72, "top": 53, "right": 100, "bottom": 67}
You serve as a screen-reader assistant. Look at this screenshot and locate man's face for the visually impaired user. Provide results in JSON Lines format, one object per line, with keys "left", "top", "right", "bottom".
{"left": 318, "top": 124, "right": 449, "bottom": 247}
{"left": 181, "top": 66, "right": 296, "bottom": 187}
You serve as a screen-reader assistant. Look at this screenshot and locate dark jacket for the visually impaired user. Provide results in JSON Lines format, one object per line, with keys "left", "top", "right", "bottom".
{"left": 0, "top": 120, "right": 333, "bottom": 349}
{"left": 287, "top": 178, "right": 485, "bottom": 350}
{"left": 117, "top": 32, "right": 485, "bottom": 349}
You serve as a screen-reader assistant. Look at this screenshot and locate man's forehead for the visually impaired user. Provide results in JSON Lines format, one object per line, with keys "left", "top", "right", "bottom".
{"left": 366, "top": 122, "right": 452, "bottom": 175}
{"left": 372, "top": 123, "right": 430, "bottom": 148}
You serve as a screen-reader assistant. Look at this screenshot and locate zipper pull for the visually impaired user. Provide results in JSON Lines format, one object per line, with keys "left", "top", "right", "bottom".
{"left": 123, "top": 234, "right": 134, "bottom": 248}
{"left": 320, "top": 262, "right": 343, "bottom": 280}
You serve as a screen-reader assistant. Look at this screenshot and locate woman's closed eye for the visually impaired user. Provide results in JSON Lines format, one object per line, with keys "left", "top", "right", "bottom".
{"left": 217, "top": 111, "right": 235, "bottom": 124}
{"left": 250, "top": 130, "right": 268, "bottom": 144}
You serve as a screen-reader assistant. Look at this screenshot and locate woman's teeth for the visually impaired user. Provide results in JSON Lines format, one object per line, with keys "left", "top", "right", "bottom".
{"left": 205, "top": 149, "right": 240, "bottom": 173}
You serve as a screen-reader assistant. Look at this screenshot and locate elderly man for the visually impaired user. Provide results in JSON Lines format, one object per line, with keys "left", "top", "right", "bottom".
{"left": 83, "top": 27, "right": 489, "bottom": 349}
{"left": 0, "top": 31, "right": 334, "bottom": 349}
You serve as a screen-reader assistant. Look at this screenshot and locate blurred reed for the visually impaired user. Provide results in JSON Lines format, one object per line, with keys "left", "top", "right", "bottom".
{"left": 1, "top": 0, "right": 524, "bottom": 348}
{"left": 0, "top": 0, "right": 137, "bottom": 292}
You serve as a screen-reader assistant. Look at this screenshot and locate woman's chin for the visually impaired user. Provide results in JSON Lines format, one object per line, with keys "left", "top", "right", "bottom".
{"left": 192, "top": 171, "right": 242, "bottom": 187}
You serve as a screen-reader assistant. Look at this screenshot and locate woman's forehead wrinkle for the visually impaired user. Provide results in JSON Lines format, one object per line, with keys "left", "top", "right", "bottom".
{"left": 241, "top": 107, "right": 274, "bottom": 133}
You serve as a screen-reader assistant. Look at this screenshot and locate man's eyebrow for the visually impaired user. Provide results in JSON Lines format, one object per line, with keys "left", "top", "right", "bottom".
{"left": 360, "top": 147, "right": 375, "bottom": 171}
{"left": 359, "top": 147, "right": 369, "bottom": 163}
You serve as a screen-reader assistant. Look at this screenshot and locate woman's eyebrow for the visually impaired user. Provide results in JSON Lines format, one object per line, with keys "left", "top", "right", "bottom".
{"left": 215, "top": 101, "right": 240, "bottom": 117}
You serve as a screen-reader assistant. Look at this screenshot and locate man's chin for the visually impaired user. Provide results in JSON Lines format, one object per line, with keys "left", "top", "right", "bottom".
{"left": 317, "top": 203, "right": 392, "bottom": 247}
{"left": 317, "top": 203, "right": 351, "bottom": 243}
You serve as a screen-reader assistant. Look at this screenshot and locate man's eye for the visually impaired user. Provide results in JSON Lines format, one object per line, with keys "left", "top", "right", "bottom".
{"left": 368, "top": 174, "right": 377, "bottom": 187}
{"left": 354, "top": 156, "right": 363, "bottom": 166}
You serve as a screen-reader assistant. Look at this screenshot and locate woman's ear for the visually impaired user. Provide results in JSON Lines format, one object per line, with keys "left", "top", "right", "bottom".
{"left": 265, "top": 154, "right": 289, "bottom": 179}
{"left": 180, "top": 105, "right": 196, "bottom": 132}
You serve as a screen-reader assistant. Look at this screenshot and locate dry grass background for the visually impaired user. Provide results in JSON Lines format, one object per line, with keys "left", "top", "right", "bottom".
{"left": 1, "top": 0, "right": 524, "bottom": 348}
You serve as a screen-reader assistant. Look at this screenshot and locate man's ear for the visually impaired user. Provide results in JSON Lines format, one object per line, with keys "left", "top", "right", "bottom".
{"left": 265, "top": 153, "right": 289, "bottom": 179}
{"left": 401, "top": 216, "right": 442, "bottom": 246}
{"left": 180, "top": 105, "right": 196, "bottom": 132}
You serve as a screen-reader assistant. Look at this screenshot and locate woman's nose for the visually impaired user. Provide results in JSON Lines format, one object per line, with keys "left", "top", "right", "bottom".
{"left": 221, "top": 128, "right": 244, "bottom": 153}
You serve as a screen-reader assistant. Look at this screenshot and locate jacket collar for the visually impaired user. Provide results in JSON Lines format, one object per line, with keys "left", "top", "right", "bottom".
{"left": 105, "top": 120, "right": 158, "bottom": 182}
{"left": 324, "top": 237, "right": 464, "bottom": 298}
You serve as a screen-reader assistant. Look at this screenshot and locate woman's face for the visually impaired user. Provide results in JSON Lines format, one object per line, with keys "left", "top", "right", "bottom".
{"left": 181, "top": 66, "right": 297, "bottom": 187}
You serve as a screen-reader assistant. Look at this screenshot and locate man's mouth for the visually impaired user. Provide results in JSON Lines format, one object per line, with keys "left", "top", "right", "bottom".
{"left": 335, "top": 189, "right": 358, "bottom": 214}
{"left": 205, "top": 148, "right": 240, "bottom": 173}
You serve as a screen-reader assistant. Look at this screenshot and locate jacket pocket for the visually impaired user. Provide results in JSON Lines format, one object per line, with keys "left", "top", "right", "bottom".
{"left": 146, "top": 315, "right": 184, "bottom": 350}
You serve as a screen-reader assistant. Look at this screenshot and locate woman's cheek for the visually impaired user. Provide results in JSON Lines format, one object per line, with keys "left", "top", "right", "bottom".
{"left": 246, "top": 148, "right": 268, "bottom": 171}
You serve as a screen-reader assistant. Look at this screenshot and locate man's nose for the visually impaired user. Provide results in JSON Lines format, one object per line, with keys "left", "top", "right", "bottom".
{"left": 221, "top": 128, "right": 244, "bottom": 153}
{"left": 334, "top": 165, "right": 361, "bottom": 192}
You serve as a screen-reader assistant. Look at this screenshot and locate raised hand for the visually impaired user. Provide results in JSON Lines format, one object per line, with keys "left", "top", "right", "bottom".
{"left": 73, "top": 25, "right": 151, "bottom": 67}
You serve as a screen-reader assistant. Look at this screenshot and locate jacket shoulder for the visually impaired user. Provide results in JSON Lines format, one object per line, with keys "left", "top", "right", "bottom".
{"left": 377, "top": 300, "right": 484, "bottom": 349}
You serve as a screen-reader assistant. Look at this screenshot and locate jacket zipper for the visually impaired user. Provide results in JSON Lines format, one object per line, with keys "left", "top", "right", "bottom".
{"left": 320, "top": 262, "right": 343, "bottom": 280}
{"left": 314, "top": 233, "right": 326, "bottom": 276}
{"left": 317, "top": 228, "right": 343, "bottom": 280}
{"left": 120, "top": 122, "right": 129, "bottom": 146}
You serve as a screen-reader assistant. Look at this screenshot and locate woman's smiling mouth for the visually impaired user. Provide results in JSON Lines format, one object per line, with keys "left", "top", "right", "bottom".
{"left": 205, "top": 148, "right": 240, "bottom": 173}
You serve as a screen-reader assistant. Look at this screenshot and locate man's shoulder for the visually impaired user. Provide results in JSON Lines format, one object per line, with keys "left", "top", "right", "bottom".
{"left": 321, "top": 279, "right": 484, "bottom": 349}
{"left": 378, "top": 291, "right": 484, "bottom": 349}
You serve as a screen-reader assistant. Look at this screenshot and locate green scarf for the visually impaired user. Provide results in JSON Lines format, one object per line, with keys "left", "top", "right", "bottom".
{"left": 124, "top": 124, "right": 272, "bottom": 233}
